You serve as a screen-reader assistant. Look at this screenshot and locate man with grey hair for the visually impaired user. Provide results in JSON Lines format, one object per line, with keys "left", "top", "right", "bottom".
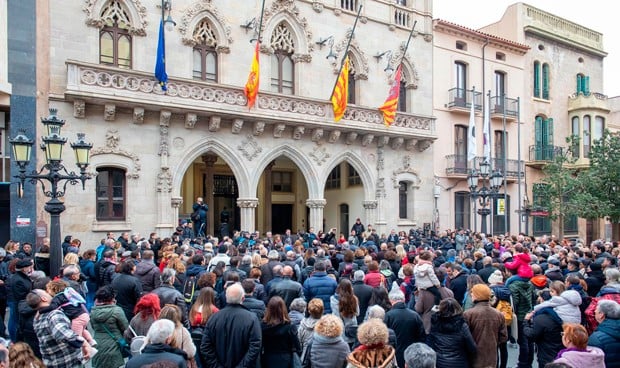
{"left": 260, "top": 250, "right": 283, "bottom": 286}
{"left": 353, "top": 270, "right": 373, "bottom": 324}
{"left": 367, "top": 305, "right": 397, "bottom": 347}
{"left": 588, "top": 299, "right": 620, "bottom": 368}
{"left": 385, "top": 289, "right": 426, "bottom": 368}
{"left": 477, "top": 256, "right": 498, "bottom": 284}
{"left": 152, "top": 268, "right": 188, "bottom": 326}
{"left": 62, "top": 265, "right": 83, "bottom": 294}
{"left": 201, "top": 283, "right": 261, "bottom": 368}
{"left": 404, "top": 342, "right": 436, "bottom": 368}
{"left": 126, "top": 319, "right": 186, "bottom": 368}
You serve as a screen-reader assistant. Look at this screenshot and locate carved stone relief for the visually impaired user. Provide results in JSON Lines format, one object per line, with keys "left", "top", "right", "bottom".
{"left": 261, "top": 0, "right": 314, "bottom": 56}
{"left": 253, "top": 121, "right": 266, "bottom": 136}
{"left": 90, "top": 129, "right": 141, "bottom": 179}
{"left": 309, "top": 145, "right": 329, "bottom": 166}
{"left": 293, "top": 126, "right": 305, "bottom": 140}
{"left": 185, "top": 113, "right": 197, "bottom": 129}
{"left": 232, "top": 118, "right": 244, "bottom": 134}
{"left": 238, "top": 135, "right": 262, "bottom": 161}
{"left": 73, "top": 100, "right": 85, "bottom": 118}
{"left": 83, "top": 0, "right": 148, "bottom": 36}
{"left": 132, "top": 107, "right": 144, "bottom": 124}
{"left": 362, "top": 134, "right": 374, "bottom": 147}
{"left": 104, "top": 104, "right": 116, "bottom": 121}
{"left": 178, "top": 1, "right": 233, "bottom": 46}
{"left": 311, "top": 128, "right": 323, "bottom": 143}
{"left": 273, "top": 124, "right": 286, "bottom": 138}
{"left": 209, "top": 116, "right": 221, "bottom": 132}
{"left": 157, "top": 167, "right": 172, "bottom": 193}
{"left": 328, "top": 130, "right": 341, "bottom": 143}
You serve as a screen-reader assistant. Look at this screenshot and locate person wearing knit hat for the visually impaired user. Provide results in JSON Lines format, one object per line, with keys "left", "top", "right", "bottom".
{"left": 488, "top": 270, "right": 504, "bottom": 286}
{"left": 464, "top": 283, "right": 508, "bottom": 368}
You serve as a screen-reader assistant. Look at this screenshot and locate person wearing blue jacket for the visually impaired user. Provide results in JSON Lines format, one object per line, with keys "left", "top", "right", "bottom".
{"left": 588, "top": 299, "right": 620, "bottom": 368}
{"left": 303, "top": 261, "right": 337, "bottom": 314}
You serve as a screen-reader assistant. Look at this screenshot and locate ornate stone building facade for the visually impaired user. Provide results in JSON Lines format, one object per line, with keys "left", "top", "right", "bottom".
{"left": 38, "top": 0, "right": 437, "bottom": 244}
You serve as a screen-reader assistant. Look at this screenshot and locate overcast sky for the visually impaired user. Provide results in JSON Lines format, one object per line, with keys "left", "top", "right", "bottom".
{"left": 433, "top": 0, "right": 619, "bottom": 97}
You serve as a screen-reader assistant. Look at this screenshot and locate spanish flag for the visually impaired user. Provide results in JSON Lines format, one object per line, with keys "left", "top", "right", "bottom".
{"left": 331, "top": 57, "right": 350, "bottom": 122}
{"left": 378, "top": 65, "right": 402, "bottom": 127}
{"left": 244, "top": 42, "right": 260, "bottom": 109}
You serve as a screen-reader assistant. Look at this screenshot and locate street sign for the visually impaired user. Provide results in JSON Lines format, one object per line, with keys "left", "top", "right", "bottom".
{"left": 531, "top": 211, "right": 549, "bottom": 217}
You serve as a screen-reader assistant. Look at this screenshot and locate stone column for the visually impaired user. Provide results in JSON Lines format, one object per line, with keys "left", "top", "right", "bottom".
{"left": 363, "top": 200, "right": 378, "bottom": 229}
{"left": 306, "top": 199, "right": 326, "bottom": 232}
{"left": 171, "top": 197, "right": 183, "bottom": 227}
{"left": 237, "top": 198, "right": 259, "bottom": 232}
{"left": 263, "top": 161, "right": 275, "bottom": 231}
{"left": 202, "top": 154, "right": 217, "bottom": 236}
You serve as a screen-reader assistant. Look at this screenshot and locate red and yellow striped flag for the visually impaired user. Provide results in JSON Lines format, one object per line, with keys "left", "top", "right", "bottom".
{"left": 378, "top": 65, "right": 402, "bottom": 127}
{"left": 244, "top": 42, "right": 260, "bottom": 109}
{"left": 331, "top": 57, "right": 350, "bottom": 122}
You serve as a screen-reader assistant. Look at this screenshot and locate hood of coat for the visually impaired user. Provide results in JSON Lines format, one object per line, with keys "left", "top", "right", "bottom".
{"left": 560, "top": 290, "right": 582, "bottom": 306}
{"left": 597, "top": 318, "right": 620, "bottom": 340}
{"left": 557, "top": 347, "right": 605, "bottom": 367}
{"left": 300, "top": 317, "right": 319, "bottom": 331}
{"left": 91, "top": 303, "right": 119, "bottom": 323}
{"left": 347, "top": 345, "right": 395, "bottom": 368}
{"left": 135, "top": 261, "right": 157, "bottom": 276}
{"left": 186, "top": 264, "right": 205, "bottom": 277}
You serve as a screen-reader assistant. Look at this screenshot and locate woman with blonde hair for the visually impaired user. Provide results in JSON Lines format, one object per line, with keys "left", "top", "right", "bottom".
{"left": 308, "top": 314, "right": 350, "bottom": 368}
{"left": 553, "top": 323, "right": 605, "bottom": 367}
{"left": 346, "top": 319, "right": 396, "bottom": 368}
{"left": 167, "top": 257, "right": 187, "bottom": 293}
{"left": 159, "top": 305, "right": 196, "bottom": 365}
{"left": 8, "top": 342, "right": 46, "bottom": 368}
{"left": 63, "top": 252, "right": 80, "bottom": 266}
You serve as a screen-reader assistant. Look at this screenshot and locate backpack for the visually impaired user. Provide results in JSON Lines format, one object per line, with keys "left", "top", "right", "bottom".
{"left": 190, "top": 210, "right": 200, "bottom": 222}
{"left": 183, "top": 275, "right": 197, "bottom": 304}
{"left": 495, "top": 299, "right": 513, "bottom": 326}
{"left": 62, "top": 287, "right": 86, "bottom": 307}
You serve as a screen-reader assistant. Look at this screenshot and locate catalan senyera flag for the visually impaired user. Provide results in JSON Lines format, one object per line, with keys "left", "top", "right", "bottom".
{"left": 378, "top": 65, "right": 402, "bottom": 127}
{"left": 331, "top": 57, "right": 350, "bottom": 122}
{"left": 244, "top": 41, "right": 260, "bottom": 109}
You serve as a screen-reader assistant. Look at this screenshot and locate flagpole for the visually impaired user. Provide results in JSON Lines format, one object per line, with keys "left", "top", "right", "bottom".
{"left": 397, "top": 20, "right": 417, "bottom": 66}
{"left": 330, "top": 4, "right": 364, "bottom": 98}
{"left": 256, "top": 0, "right": 266, "bottom": 43}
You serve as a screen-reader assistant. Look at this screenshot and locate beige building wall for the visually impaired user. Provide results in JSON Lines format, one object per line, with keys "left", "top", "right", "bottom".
{"left": 432, "top": 19, "right": 529, "bottom": 234}
{"left": 42, "top": 0, "right": 437, "bottom": 246}
{"left": 481, "top": 3, "right": 608, "bottom": 240}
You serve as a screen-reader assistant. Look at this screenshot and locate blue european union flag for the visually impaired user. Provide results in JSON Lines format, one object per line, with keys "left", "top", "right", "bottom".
{"left": 155, "top": 19, "right": 168, "bottom": 91}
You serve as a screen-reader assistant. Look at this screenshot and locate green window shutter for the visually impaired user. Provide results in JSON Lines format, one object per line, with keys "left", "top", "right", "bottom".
{"left": 576, "top": 74, "right": 582, "bottom": 94}
{"left": 533, "top": 61, "right": 540, "bottom": 97}
{"left": 535, "top": 116, "right": 543, "bottom": 160}
{"left": 542, "top": 64, "right": 549, "bottom": 99}
{"left": 584, "top": 76, "right": 590, "bottom": 95}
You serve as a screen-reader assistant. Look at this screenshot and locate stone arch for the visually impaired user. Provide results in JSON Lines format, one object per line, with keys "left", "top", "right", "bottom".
{"left": 171, "top": 138, "right": 251, "bottom": 198}
{"left": 323, "top": 151, "right": 375, "bottom": 200}
{"left": 260, "top": 1, "right": 313, "bottom": 61}
{"left": 90, "top": 153, "right": 139, "bottom": 179}
{"left": 388, "top": 49, "right": 419, "bottom": 89}
{"left": 332, "top": 39, "right": 368, "bottom": 79}
{"left": 83, "top": 0, "right": 148, "bottom": 36}
{"left": 254, "top": 145, "right": 320, "bottom": 198}
{"left": 178, "top": 1, "right": 232, "bottom": 52}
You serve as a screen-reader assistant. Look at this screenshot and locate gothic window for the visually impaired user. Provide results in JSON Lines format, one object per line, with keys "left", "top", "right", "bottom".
{"left": 99, "top": 0, "right": 132, "bottom": 68}
{"left": 272, "top": 171, "right": 292, "bottom": 192}
{"left": 192, "top": 19, "right": 218, "bottom": 82}
{"left": 326, "top": 165, "right": 341, "bottom": 190}
{"left": 96, "top": 167, "right": 126, "bottom": 220}
{"left": 398, "top": 71, "right": 407, "bottom": 112}
{"left": 270, "top": 22, "right": 295, "bottom": 95}
{"left": 347, "top": 164, "right": 361, "bottom": 186}
{"left": 347, "top": 55, "right": 357, "bottom": 105}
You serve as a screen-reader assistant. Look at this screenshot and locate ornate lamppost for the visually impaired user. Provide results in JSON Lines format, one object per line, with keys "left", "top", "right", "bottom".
{"left": 10, "top": 108, "right": 92, "bottom": 277}
{"left": 468, "top": 159, "right": 503, "bottom": 235}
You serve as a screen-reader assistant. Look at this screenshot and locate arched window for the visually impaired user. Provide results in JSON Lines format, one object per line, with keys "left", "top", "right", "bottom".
{"left": 192, "top": 19, "right": 218, "bottom": 82}
{"left": 96, "top": 167, "right": 126, "bottom": 220}
{"left": 398, "top": 72, "right": 407, "bottom": 112}
{"left": 455, "top": 61, "right": 467, "bottom": 102}
{"left": 347, "top": 55, "right": 357, "bottom": 105}
{"left": 99, "top": 0, "right": 132, "bottom": 68}
{"left": 270, "top": 22, "right": 295, "bottom": 95}
{"left": 583, "top": 115, "right": 591, "bottom": 158}
{"left": 571, "top": 116, "right": 580, "bottom": 158}
{"left": 533, "top": 61, "right": 541, "bottom": 97}
{"left": 399, "top": 181, "right": 408, "bottom": 219}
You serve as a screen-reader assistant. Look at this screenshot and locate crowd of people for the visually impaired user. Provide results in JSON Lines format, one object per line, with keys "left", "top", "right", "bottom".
{"left": 0, "top": 223, "right": 619, "bottom": 368}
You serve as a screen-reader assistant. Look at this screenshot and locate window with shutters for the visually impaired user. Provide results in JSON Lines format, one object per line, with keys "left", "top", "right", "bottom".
{"left": 576, "top": 73, "right": 590, "bottom": 95}
{"left": 534, "top": 116, "right": 554, "bottom": 160}
{"left": 96, "top": 167, "right": 126, "bottom": 220}
{"left": 533, "top": 61, "right": 541, "bottom": 98}
{"left": 533, "top": 183, "right": 551, "bottom": 236}
{"left": 455, "top": 62, "right": 467, "bottom": 104}
{"left": 454, "top": 191, "right": 470, "bottom": 230}
{"left": 542, "top": 63, "right": 550, "bottom": 99}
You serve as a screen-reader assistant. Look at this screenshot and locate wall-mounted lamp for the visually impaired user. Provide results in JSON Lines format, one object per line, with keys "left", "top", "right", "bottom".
{"left": 241, "top": 17, "right": 257, "bottom": 33}
{"left": 161, "top": 0, "right": 176, "bottom": 32}
{"left": 316, "top": 35, "right": 333, "bottom": 49}
{"left": 374, "top": 50, "right": 394, "bottom": 75}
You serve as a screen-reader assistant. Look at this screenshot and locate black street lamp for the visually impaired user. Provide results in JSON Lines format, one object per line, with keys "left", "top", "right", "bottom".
{"left": 468, "top": 159, "right": 503, "bottom": 235}
{"left": 10, "top": 108, "right": 92, "bottom": 278}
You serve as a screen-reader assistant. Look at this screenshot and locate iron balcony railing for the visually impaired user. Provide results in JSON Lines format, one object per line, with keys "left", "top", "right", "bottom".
{"left": 446, "top": 154, "right": 524, "bottom": 178}
{"left": 529, "top": 145, "right": 563, "bottom": 161}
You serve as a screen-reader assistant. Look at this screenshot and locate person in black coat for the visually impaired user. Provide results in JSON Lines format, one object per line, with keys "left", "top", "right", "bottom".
{"left": 447, "top": 264, "right": 469, "bottom": 305}
{"left": 523, "top": 306, "right": 565, "bottom": 367}
{"left": 152, "top": 268, "right": 189, "bottom": 327}
{"left": 260, "top": 296, "right": 301, "bottom": 368}
{"left": 384, "top": 289, "right": 426, "bottom": 368}
{"left": 427, "top": 298, "right": 477, "bottom": 368}
{"left": 241, "top": 279, "right": 266, "bottom": 321}
{"left": 200, "top": 283, "right": 261, "bottom": 368}
{"left": 7, "top": 259, "right": 34, "bottom": 342}
{"left": 586, "top": 263, "right": 605, "bottom": 297}
{"left": 110, "top": 260, "right": 143, "bottom": 321}
{"left": 17, "top": 300, "right": 41, "bottom": 358}
{"left": 352, "top": 271, "right": 373, "bottom": 324}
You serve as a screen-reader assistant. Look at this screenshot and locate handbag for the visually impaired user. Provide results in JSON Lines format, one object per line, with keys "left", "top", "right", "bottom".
{"left": 127, "top": 324, "right": 146, "bottom": 356}
{"left": 101, "top": 324, "right": 132, "bottom": 358}
{"left": 509, "top": 295, "right": 519, "bottom": 342}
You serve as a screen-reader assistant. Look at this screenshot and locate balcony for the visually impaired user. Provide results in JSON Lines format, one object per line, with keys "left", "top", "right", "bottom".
{"left": 446, "top": 88, "right": 482, "bottom": 113}
{"left": 567, "top": 92, "right": 610, "bottom": 113}
{"left": 445, "top": 155, "right": 524, "bottom": 181}
{"left": 489, "top": 95, "right": 519, "bottom": 121}
{"left": 527, "top": 145, "right": 563, "bottom": 168}
{"left": 64, "top": 61, "right": 437, "bottom": 147}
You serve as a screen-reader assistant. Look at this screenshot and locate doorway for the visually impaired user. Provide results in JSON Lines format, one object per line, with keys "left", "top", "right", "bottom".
{"left": 272, "top": 204, "right": 293, "bottom": 235}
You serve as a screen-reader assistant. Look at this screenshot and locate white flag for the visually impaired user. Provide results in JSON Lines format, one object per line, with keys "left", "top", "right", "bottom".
{"left": 467, "top": 89, "right": 477, "bottom": 162}
{"left": 483, "top": 93, "right": 490, "bottom": 161}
